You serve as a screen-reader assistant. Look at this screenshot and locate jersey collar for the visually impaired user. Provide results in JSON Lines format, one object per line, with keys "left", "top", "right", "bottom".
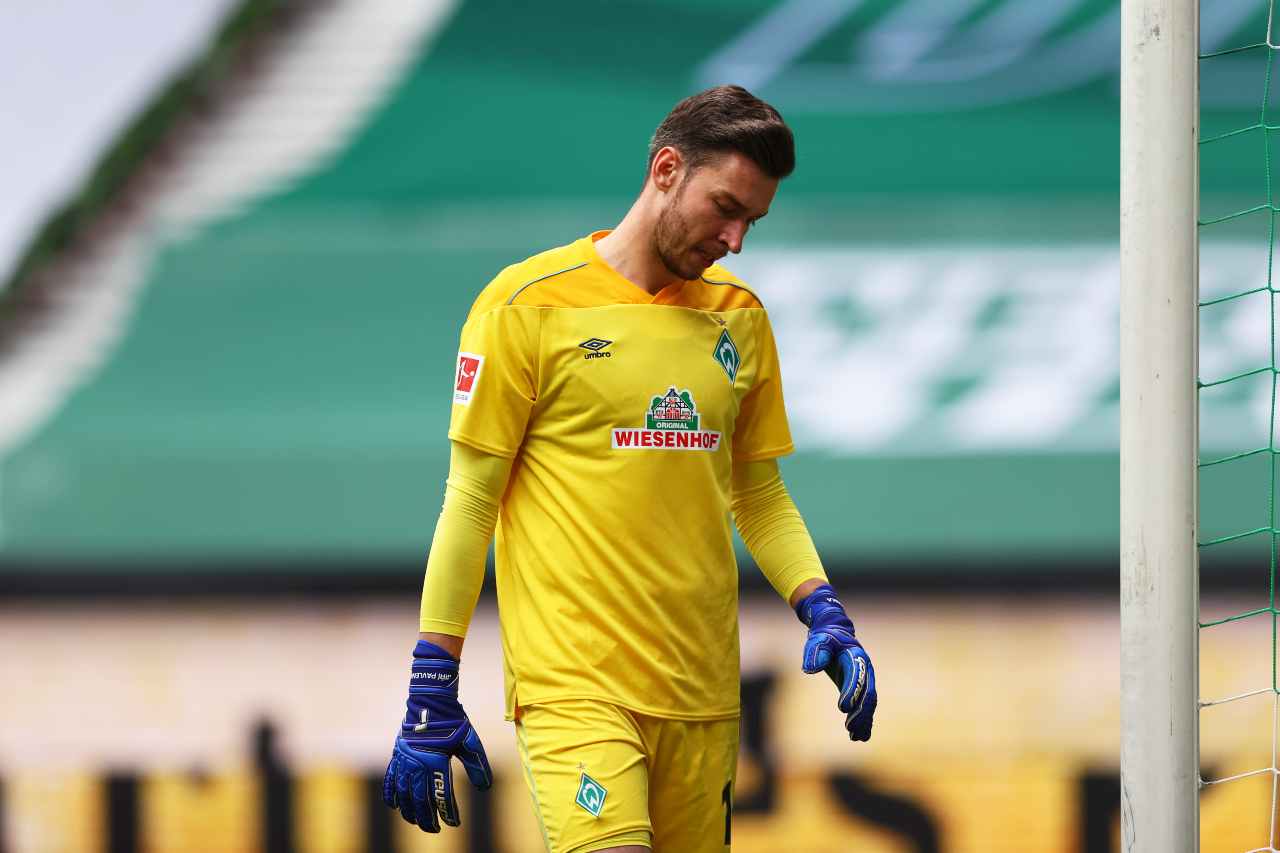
{"left": 585, "top": 230, "right": 689, "bottom": 305}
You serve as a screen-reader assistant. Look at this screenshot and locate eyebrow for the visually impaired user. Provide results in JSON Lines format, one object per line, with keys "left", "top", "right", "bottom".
{"left": 717, "top": 191, "right": 768, "bottom": 220}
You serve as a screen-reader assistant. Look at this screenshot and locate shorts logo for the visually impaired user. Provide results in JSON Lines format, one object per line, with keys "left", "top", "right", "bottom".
{"left": 611, "top": 387, "right": 722, "bottom": 451}
{"left": 714, "top": 329, "right": 740, "bottom": 382}
{"left": 575, "top": 772, "right": 607, "bottom": 818}
{"left": 454, "top": 352, "right": 484, "bottom": 405}
{"left": 579, "top": 338, "right": 613, "bottom": 360}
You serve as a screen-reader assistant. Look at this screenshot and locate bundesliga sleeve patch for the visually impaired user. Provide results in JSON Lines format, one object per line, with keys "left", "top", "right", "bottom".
{"left": 611, "top": 386, "right": 722, "bottom": 451}
{"left": 453, "top": 352, "right": 484, "bottom": 405}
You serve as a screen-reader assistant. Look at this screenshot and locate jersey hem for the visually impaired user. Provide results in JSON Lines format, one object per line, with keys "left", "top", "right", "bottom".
{"left": 447, "top": 430, "right": 519, "bottom": 459}
{"left": 505, "top": 693, "right": 741, "bottom": 723}
{"left": 568, "top": 831, "right": 653, "bottom": 853}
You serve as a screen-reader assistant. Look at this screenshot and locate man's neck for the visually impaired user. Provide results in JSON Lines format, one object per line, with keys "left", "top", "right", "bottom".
{"left": 595, "top": 209, "right": 679, "bottom": 296}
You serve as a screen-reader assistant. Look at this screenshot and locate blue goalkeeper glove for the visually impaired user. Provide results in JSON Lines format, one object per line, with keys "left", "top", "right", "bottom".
{"left": 795, "top": 584, "right": 877, "bottom": 742}
{"left": 383, "top": 640, "right": 493, "bottom": 832}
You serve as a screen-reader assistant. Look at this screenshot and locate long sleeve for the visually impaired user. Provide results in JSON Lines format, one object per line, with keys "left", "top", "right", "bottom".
{"left": 730, "top": 457, "right": 828, "bottom": 602}
{"left": 418, "top": 440, "right": 515, "bottom": 636}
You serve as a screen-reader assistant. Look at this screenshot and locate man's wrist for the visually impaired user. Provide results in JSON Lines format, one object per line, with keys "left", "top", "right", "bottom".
{"left": 793, "top": 583, "right": 855, "bottom": 633}
{"left": 419, "top": 631, "right": 464, "bottom": 660}
{"left": 788, "top": 577, "right": 827, "bottom": 609}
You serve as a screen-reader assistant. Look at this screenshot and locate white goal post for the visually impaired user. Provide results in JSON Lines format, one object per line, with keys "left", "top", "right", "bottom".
{"left": 1119, "top": 0, "right": 1200, "bottom": 848}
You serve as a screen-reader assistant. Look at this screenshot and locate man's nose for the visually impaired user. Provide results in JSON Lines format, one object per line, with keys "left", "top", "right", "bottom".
{"left": 720, "top": 221, "right": 747, "bottom": 254}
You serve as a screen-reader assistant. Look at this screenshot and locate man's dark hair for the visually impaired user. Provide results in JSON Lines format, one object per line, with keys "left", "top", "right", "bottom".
{"left": 647, "top": 84, "right": 795, "bottom": 181}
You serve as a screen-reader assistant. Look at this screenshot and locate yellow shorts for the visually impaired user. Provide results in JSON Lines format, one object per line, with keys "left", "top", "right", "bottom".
{"left": 514, "top": 699, "right": 739, "bottom": 853}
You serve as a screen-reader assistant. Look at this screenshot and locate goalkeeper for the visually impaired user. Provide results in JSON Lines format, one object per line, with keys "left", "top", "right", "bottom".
{"left": 383, "top": 85, "right": 877, "bottom": 853}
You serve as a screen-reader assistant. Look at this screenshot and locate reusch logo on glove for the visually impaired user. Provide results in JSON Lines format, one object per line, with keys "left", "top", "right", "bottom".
{"left": 433, "top": 770, "right": 448, "bottom": 815}
{"left": 844, "top": 652, "right": 868, "bottom": 713}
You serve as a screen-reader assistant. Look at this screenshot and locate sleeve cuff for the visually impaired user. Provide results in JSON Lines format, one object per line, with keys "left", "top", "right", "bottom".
{"left": 779, "top": 571, "right": 829, "bottom": 605}
{"left": 732, "top": 442, "right": 795, "bottom": 462}
{"left": 418, "top": 618, "right": 470, "bottom": 637}
{"left": 447, "top": 429, "right": 520, "bottom": 459}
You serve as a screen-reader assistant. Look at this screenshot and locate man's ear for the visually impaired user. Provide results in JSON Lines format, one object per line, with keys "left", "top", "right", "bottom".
{"left": 650, "top": 146, "right": 684, "bottom": 193}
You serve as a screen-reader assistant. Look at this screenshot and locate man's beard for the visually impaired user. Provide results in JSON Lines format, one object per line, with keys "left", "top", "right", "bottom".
{"left": 652, "top": 185, "right": 704, "bottom": 282}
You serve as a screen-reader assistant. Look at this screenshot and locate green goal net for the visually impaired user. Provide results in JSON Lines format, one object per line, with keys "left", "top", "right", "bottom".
{"left": 1198, "top": 4, "right": 1280, "bottom": 846}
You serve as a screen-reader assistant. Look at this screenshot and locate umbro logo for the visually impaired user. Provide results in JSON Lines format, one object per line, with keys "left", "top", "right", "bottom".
{"left": 579, "top": 338, "right": 613, "bottom": 360}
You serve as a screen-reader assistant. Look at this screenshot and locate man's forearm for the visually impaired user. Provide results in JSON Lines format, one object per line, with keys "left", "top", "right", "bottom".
{"left": 418, "top": 441, "right": 514, "bottom": 641}
{"left": 731, "top": 457, "right": 829, "bottom": 602}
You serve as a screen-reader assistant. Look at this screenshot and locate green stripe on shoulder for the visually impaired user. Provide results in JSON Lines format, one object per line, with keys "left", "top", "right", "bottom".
{"left": 700, "top": 274, "right": 762, "bottom": 305}
{"left": 507, "top": 262, "right": 588, "bottom": 305}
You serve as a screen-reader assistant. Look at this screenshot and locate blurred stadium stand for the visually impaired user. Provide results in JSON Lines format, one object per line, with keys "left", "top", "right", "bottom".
{"left": 0, "top": 0, "right": 1268, "bottom": 582}
{"left": 0, "top": 1, "right": 1275, "bottom": 851}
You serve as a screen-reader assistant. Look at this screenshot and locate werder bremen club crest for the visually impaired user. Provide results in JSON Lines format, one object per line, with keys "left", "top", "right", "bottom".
{"left": 612, "top": 386, "right": 721, "bottom": 451}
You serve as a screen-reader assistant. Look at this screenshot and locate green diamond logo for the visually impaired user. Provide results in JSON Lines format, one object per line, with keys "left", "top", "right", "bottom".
{"left": 714, "top": 329, "right": 740, "bottom": 381}
{"left": 574, "top": 772, "right": 607, "bottom": 817}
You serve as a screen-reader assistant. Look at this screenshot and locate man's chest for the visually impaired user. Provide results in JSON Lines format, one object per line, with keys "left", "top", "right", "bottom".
{"left": 528, "top": 306, "right": 756, "bottom": 450}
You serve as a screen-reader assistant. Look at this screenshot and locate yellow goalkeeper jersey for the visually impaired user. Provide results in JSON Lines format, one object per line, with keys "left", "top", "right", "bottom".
{"left": 449, "top": 231, "right": 794, "bottom": 720}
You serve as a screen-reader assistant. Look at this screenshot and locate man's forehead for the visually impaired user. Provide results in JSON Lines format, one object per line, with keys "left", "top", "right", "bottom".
{"left": 693, "top": 152, "right": 777, "bottom": 211}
